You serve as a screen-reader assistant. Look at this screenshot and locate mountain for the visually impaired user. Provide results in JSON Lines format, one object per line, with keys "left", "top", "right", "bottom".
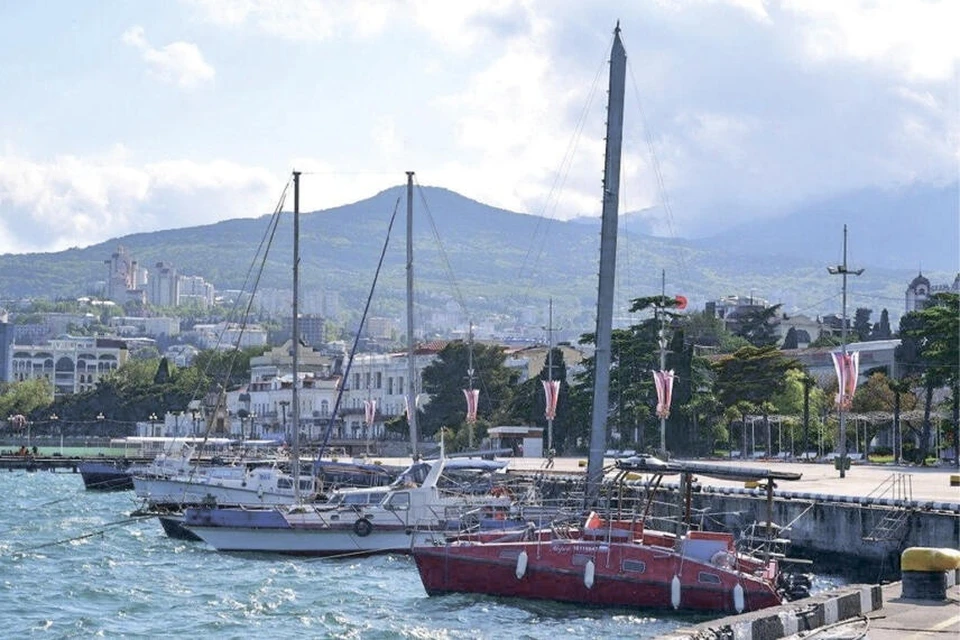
{"left": 0, "top": 184, "right": 955, "bottom": 333}
{"left": 697, "top": 183, "right": 959, "bottom": 273}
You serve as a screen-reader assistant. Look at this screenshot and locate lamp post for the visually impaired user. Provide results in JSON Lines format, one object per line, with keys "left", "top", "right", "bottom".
{"left": 149, "top": 412, "right": 158, "bottom": 438}
{"left": 827, "top": 224, "right": 864, "bottom": 479}
{"left": 190, "top": 408, "right": 200, "bottom": 437}
{"left": 51, "top": 413, "right": 60, "bottom": 455}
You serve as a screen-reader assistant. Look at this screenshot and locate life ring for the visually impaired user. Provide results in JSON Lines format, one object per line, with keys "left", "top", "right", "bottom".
{"left": 353, "top": 517, "right": 373, "bottom": 537}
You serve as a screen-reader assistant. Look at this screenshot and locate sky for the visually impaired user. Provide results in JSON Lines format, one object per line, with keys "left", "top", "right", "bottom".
{"left": 0, "top": 0, "right": 957, "bottom": 255}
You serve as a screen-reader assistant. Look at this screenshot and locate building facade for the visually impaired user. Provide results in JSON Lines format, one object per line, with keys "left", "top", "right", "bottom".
{"left": 10, "top": 336, "right": 128, "bottom": 398}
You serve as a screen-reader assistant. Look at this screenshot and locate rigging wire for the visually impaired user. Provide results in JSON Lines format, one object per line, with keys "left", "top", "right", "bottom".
{"left": 315, "top": 196, "right": 402, "bottom": 458}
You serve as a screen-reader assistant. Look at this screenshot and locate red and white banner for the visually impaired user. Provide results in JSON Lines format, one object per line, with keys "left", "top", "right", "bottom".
{"left": 653, "top": 370, "right": 675, "bottom": 419}
{"left": 463, "top": 388, "right": 479, "bottom": 423}
{"left": 831, "top": 351, "right": 860, "bottom": 410}
{"left": 363, "top": 399, "right": 376, "bottom": 427}
{"left": 542, "top": 379, "right": 560, "bottom": 420}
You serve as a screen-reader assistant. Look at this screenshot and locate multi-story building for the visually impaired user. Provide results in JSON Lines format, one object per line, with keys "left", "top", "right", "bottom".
{"left": 0, "top": 319, "right": 13, "bottom": 383}
{"left": 179, "top": 275, "right": 215, "bottom": 307}
{"left": 192, "top": 322, "right": 267, "bottom": 350}
{"left": 10, "top": 336, "right": 128, "bottom": 398}
{"left": 104, "top": 245, "right": 146, "bottom": 304}
{"left": 148, "top": 262, "right": 180, "bottom": 307}
{"left": 108, "top": 316, "right": 180, "bottom": 337}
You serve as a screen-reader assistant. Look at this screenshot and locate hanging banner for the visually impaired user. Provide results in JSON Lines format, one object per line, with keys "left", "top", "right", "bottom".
{"left": 463, "top": 388, "right": 479, "bottom": 423}
{"left": 653, "top": 370, "right": 675, "bottom": 419}
{"left": 363, "top": 399, "right": 377, "bottom": 427}
{"left": 831, "top": 351, "right": 860, "bottom": 410}
{"left": 542, "top": 379, "right": 560, "bottom": 420}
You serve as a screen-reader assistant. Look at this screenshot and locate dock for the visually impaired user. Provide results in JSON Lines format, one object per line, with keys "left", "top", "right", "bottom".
{"left": 662, "top": 572, "right": 959, "bottom": 640}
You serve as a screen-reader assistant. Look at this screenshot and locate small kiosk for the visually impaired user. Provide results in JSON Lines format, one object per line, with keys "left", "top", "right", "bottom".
{"left": 487, "top": 425, "right": 543, "bottom": 458}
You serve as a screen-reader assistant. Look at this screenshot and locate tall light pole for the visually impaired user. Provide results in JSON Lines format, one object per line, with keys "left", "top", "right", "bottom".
{"left": 827, "top": 224, "right": 863, "bottom": 478}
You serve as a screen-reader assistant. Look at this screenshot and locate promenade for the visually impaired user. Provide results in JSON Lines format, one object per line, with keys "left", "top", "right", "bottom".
{"left": 501, "top": 456, "right": 960, "bottom": 504}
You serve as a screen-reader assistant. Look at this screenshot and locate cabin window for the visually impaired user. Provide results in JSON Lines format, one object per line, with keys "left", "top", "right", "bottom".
{"left": 498, "top": 550, "right": 521, "bottom": 561}
{"left": 698, "top": 572, "right": 721, "bottom": 584}
{"left": 571, "top": 554, "right": 592, "bottom": 567}
{"left": 385, "top": 492, "right": 410, "bottom": 510}
{"left": 299, "top": 479, "right": 313, "bottom": 491}
{"left": 277, "top": 478, "right": 292, "bottom": 489}
{"left": 622, "top": 559, "right": 646, "bottom": 573}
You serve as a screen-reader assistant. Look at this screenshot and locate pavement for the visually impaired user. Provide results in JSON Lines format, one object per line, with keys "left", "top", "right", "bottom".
{"left": 501, "top": 457, "right": 960, "bottom": 504}
{"left": 853, "top": 580, "right": 960, "bottom": 640}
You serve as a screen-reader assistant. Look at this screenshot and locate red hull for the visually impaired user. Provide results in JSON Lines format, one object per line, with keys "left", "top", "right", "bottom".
{"left": 413, "top": 539, "right": 782, "bottom": 614}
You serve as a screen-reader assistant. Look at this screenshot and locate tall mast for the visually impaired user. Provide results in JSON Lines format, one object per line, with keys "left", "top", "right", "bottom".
{"left": 658, "top": 268, "right": 667, "bottom": 455}
{"left": 586, "top": 24, "right": 626, "bottom": 506}
{"left": 291, "top": 170, "right": 302, "bottom": 501}
{"left": 546, "top": 298, "right": 554, "bottom": 452}
{"left": 405, "top": 171, "right": 419, "bottom": 458}
{"left": 467, "top": 322, "right": 475, "bottom": 448}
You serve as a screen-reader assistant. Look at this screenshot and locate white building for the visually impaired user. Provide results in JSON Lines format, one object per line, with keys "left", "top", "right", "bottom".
{"left": 10, "top": 336, "right": 128, "bottom": 398}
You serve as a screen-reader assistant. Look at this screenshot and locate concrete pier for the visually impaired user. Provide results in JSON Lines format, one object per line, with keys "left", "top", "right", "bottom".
{"left": 663, "top": 571, "right": 959, "bottom": 640}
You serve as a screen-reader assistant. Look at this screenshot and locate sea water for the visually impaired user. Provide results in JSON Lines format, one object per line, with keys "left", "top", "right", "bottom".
{"left": 0, "top": 471, "right": 850, "bottom": 639}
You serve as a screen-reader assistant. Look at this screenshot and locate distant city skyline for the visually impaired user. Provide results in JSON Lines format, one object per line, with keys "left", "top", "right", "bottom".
{"left": 1, "top": 1, "right": 956, "bottom": 255}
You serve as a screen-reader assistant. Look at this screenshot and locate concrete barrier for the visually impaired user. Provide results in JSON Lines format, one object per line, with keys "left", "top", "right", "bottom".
{"left": 663, "top": 584, "right": 882, "bottom": 640}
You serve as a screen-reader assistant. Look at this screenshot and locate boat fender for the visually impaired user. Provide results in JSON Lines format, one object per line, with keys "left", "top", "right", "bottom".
{"left": 670, "top": 575, "right": 681, "bottom": 609}
{"left": 584, "top": 560, "right": 595, "bottom": 589}
{"left": 733, "top": 582, "right": 745, "bottom": 613}
{"left": 515, "top": 550, "right": 528, "bottom": 579}
{"left": 354, "top": 517, "right": 373, "bottom": 537}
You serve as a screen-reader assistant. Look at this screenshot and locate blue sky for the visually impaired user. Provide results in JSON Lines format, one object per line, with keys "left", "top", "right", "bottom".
{"left": 0, "top": 0, "right": 956, "bottom": 254}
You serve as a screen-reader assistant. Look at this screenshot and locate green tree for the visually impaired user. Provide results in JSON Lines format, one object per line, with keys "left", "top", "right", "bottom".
{"left": 419, "top": 341, "right": 519, "bottom": 443}
{"left": 0, "top": 379, "right": 54, "bottom": 419}
{"left": 853, "top": 307, "right": 872, "bottom": 342}
{"left": 712, "top": 345, "right": 802, "bottom": 454}
{"left": 871, "top": 309, "right": 892, "bottom": 340}
{"left": 897, "top": 292, "right": 959, "bottom": 463}
{"left": 732, "top": 304, "right": 783, "bottom": 347}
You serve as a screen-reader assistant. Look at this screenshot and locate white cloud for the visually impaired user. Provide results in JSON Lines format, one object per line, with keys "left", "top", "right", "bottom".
{"left": 183, "top": 0, "right": 393, "bottom": 40}
{"left": 122, "top": 25, "right": 215, "bottom": 88}
{"left": 0, "top": 151, "right": 278, "bottom": 254}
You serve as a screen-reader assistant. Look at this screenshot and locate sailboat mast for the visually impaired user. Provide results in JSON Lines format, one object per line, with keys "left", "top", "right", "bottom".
{"left": 658, "top": 268, "right": 667, "bottom": 455}
{"left": 292, "top": 170, "right": 301, "bottom": 501}
{"left": 546, "top": 298, "right": 554, "bottom": 452}
{"left": 405, "top": 171, "right": 419, "bottom": 458}
{"left": 586, "top": 24, "right": 626, "bottom": 506}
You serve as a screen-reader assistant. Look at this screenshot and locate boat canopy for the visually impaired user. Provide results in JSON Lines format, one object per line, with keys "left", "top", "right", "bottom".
{"left": 615, "top": 455, "right": 802, "bottom": 483}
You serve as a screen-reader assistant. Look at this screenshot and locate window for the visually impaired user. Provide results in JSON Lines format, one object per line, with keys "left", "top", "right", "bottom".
{"left": 375, "top": 372, "right": 382, "bottom": 389}
{"left": 388, "top": 378, "right": 394, "bottom": 395}
{"left": 384, "top": 492, "right": 410, "bottom": 510}
{"left": 698, "top": 572, "right": 721, "bottom": 584}
{"left": 622, "top": 559, "right": 646, "bottom": 573}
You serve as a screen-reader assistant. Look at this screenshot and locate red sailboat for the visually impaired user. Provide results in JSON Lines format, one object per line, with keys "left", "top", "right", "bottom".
{"left": 411, "top": 23, "right": 805, "bottom": 615}
{"left": 414, "top": 456, "right": 804, "bottom": 614}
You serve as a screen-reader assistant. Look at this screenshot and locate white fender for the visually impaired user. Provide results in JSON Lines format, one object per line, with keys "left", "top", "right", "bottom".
{"left": 671, "top": 574, "right": 681, "bottom": 609}
{"left": 584, "top": 560, "right": 595, "bottom": 589}
{"left": 515, "top": 550, "right": 528, "bottom": 579}
{"left": 733, "top": 583, "right": 745, "bottom": 613}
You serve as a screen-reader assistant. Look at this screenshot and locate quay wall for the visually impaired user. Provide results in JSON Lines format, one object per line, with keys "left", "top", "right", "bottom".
{"left": 644, "top": 488, "right": 960, "bottom": 566}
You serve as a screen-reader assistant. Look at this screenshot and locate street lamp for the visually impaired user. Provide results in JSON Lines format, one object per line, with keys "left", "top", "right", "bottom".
{"left": 149, "top": 412, "right": 158, "bottom": 437}
{"left": 827, "top": 224, "right": 864, "bottom": 479}
{"left": 50, "top": 413, "right": 60, "bottom": 455}
{"left": 190, "top": 407, "right": 200, "bottom": 437}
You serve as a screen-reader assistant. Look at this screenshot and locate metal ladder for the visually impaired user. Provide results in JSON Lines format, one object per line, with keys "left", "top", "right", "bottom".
{"left": 863, "top": 472, "right": 913, "bottom": 543}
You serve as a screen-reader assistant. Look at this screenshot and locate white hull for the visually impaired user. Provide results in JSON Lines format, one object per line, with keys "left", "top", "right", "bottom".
{"left": 134, "top": 476, "right": 301, "bottom": 506}
{"left": 187, "top": 523, "right": 439, "bottom": 555}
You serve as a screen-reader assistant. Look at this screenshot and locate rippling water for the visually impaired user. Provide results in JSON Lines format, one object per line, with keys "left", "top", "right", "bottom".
{"left": 0, "top": 471, "right": 851, "bottom": 639}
